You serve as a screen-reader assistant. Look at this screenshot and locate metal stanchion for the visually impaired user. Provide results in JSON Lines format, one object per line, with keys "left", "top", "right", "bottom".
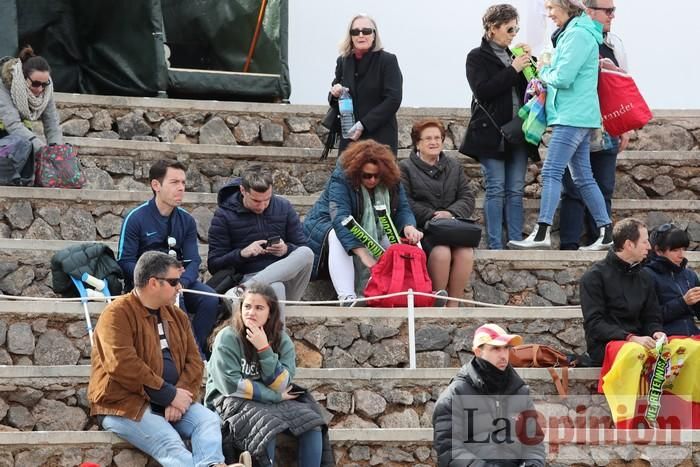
{"left": 407, "top": 288, "right": 416, "bottom": 369}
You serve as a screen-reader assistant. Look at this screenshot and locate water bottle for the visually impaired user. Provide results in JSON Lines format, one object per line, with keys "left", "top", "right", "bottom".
{"left": 338, "top": 87, "right": 355, "bottom": 139}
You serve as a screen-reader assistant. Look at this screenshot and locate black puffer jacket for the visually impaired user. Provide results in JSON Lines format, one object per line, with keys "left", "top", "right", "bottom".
{"left": 215, "top": 392, "right": 335, "bottom": 467}
{"left": 433, "top": 358, "right": 545, "bottom": 467}
{"left": 50, "top": 243, "right": 123, "bottom": 297}
{"left": 399, "top": 150, "right": 475, "bottom": 229}
{"left": 581, "top": 250, "right": 664, "bottom": 364}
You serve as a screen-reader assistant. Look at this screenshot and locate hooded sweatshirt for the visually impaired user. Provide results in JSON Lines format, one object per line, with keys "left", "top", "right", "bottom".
{"left": 539, "top": 13, "right": 604, "bottom": 128}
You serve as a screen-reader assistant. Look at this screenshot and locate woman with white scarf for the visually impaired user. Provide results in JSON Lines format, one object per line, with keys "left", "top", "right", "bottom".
{"left": 0, "top": 45, "right": 63, "bottom": 185}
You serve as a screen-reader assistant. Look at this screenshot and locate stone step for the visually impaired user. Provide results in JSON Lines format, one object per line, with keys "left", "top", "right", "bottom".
{"left": 0, "top": 429, "right": 697, "bottom": 467}
{"left": 0, "top": 298, "right": 586, "bottom": 367}
{"left": 0, "top": 366, "right": 601, "bottom": 434}
{"left": 53, "top": 93, "right": 700, "bottom": 154}
{"left": 1, "top": 238, "right": 699, "bottom": 307}
{"left": 68, "top": 135, "right": 700, "bottom": 200}
{"left": 1, "top": 186, "right": 699, "bottom": 247}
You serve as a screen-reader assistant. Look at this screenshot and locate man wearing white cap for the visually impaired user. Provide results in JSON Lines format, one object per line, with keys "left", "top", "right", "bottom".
{"left": 433, "top": 324, "right": 545, "bottom": 467}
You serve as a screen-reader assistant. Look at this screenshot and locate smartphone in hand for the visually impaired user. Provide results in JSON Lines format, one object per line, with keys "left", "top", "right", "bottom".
{"left": 288, "top": 383, "right": 306, "bottom": 395}
{"left": 263, "top": 236, "right": 281, "bottom": 249}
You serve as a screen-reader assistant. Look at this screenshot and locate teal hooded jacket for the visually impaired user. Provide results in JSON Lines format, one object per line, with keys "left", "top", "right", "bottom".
{"left": 539, "top": 13, "right": 603, "bottom": 128}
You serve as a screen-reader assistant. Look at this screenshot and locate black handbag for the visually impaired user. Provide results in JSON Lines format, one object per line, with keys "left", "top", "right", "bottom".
{"left": 320, "top": 106, "right": 340, "bottom": 160}
{"left": 424, "top": 217, "right": 482, "bottom": 248}
{"left": 475, "top": 99, "right": 525, "bottom": 145}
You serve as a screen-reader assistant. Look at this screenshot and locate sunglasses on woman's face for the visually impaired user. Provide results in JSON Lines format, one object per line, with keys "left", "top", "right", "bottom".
{"left": 361, "top": 172, "right": 380, "bottom": 180}
{"left": 350, "top": 28, "right": 374, "bottom": 36}
{"left": 27, "top": 78, "right": 51, "bottom": 89}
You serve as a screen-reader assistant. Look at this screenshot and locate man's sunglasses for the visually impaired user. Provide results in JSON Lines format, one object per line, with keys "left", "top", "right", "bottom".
{"left": 350, "top": 28, "right": 374, "bottom": 36}
{"left": 26, "top": 78, "right": 51, "bottom": 89}
{"left": 507, "top": 26, "right": 520, "bottom": 34}
{"left": 589, "top": 6, "right": 616, "bottom": 16}
{"left": 155, "top": 277, "right": 180, "bottom": 287}
{"left": 361, "top": 172, "right": 380, "bottom": 180}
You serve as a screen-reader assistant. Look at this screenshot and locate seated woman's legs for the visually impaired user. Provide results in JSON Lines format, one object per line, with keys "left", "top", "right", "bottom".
{"left": 327, "top": 229, "right": 356, "bottom": 300}
{"left": 446, "top": 247, "right": 474, "bottom": 307}
{"left": 265, "top": 428, "right": 322, "bottom": 467}
{"left": 427, "top": 245, "right": 451, "bottom": 291}
{"left": 480, "top": 158, "right": 507, "bottom": 249}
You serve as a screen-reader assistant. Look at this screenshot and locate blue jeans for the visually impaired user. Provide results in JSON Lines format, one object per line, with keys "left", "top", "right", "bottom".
{"left": 181, "top": 281, "right": 220, "bottom": 358}
{"left": 538, "top": 126, "right": 610, "bottom": 227}
{"left": 266, "top": 427, "right": 322, "bottom": 467}
{"left": 559, "top": 142, "right": 619, "bottom": 249}
{"left": 480, "top": 145, "right": 529, "bottom": 249}
{"left": 102, "top": 403, "right": 225, "bottom": 467}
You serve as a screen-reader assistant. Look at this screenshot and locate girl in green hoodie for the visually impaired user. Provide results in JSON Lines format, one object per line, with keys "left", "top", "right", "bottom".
{"left": 206, "top": 283, "right": 323, "bottom": 466}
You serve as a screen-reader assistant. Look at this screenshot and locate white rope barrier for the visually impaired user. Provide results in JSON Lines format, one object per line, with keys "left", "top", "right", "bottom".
{"left": 0, "top": 287, "right": 580, "bottom": 367}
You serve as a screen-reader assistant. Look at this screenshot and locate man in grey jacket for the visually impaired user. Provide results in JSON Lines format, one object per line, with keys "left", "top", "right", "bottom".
{"left": 433, "top": 323, "right": 545, "bottom": 467}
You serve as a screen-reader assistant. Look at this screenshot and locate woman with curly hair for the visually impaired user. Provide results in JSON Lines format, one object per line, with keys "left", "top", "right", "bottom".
{"left": 304, "top": 139, "right": 422, "bottom": 303}
{"left": 0, "top": 45, "right": 63, "bottom": 185}
{"left": 206, "top": 283, "right": 333, "bottom": 466}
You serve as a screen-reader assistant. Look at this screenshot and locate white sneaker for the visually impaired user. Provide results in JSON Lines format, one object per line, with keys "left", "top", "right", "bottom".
{"left": 507, "top": 225, "right": 552, "bottom": 250}
{"left": 579, "top": 224, "right": 613, "bottom": 251}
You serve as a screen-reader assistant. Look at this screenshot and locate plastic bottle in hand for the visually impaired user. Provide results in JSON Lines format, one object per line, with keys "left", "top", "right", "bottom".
{"left": 338, "top": 87, "right": 356, "bottom": 139}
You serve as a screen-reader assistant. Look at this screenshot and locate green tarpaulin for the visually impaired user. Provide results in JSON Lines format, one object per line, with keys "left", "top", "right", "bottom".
{"left": 0, "top": 0, "right": 289, "bottom": 101}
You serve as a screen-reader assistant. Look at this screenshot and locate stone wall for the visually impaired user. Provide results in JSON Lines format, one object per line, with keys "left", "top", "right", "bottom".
{"left": 1, "top": 191, "right": 699, "bottom": 249}
{"left": 0, "top": 311, "right": 588, "bottom": 368}
{"left": 70, "top": 138, "right": 700, "bottom": 201}
{"left": 1, "top": 246, "right": 699, "bottom": 303}
{"left": 51, "top": 96, "right": 700, "bottom": 152}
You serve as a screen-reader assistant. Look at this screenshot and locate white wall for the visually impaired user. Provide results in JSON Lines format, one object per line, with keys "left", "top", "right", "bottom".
{"left": 288, "top": 0, "right": 699, "bottom": 109}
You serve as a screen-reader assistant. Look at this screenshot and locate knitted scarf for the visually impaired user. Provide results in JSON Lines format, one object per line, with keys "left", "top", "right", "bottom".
{"left": 9, "top": 59, "right": 52, "bottom": 121}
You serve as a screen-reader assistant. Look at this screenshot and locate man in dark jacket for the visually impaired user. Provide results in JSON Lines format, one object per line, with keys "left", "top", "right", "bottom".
{"left": 117, "top": 160, "right": 218, "bottom": 358}
{"left": 207, "top": 165, "right": 313, "bottom": 317}
{"left": 581, "top": 218, "right": 666, "bottom": 365}
{"left": 433, "top": 323, "right": 545, "bottom": 467}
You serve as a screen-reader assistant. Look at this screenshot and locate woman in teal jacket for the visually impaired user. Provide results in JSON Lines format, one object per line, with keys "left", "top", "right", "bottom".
{"left": 508, "top": 0, "right": 612, "bottom": 251}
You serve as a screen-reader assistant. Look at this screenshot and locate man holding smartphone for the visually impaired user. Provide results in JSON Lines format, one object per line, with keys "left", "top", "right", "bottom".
{"left": 207, "top": 165, "right": 314, "bottom": 318}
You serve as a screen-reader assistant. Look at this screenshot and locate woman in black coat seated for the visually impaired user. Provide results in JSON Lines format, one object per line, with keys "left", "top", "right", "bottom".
{"left": 399, "top": 119, "right": 476, "bottom": 307}
{"left": 462, "top": 4, "right": 538, "bottom": 249}
{"left": 644, "top": 224, "right": 700, "bottom": 336}
{"left": 328, "top": 14, "right": 403, "bottom": 154}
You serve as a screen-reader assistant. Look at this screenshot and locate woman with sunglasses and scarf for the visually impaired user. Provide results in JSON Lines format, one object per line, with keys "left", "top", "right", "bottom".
{"left": 644, "top": 225, "right": 700, "bottom": 336}
{"left": 462, "top": 4, "right": 539, "bottom": 250}
{"left": 303, "top": 140, "right": 421, "bottom": 304}
{"left": 0, "top": 46, "right": 62, "bottom": 185}
{"left": 328, "top": 14, "right": 403, "bottom": 155}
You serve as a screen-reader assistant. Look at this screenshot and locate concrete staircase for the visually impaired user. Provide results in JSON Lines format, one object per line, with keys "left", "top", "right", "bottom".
{"left": 0, "top": 93, "right": 698, "bottom": 466}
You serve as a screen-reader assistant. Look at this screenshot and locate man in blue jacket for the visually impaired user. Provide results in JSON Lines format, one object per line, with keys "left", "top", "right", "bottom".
{"left": 207, "top": 165, "right": 313, "bottom": 317}
{"left": 117, "top": 160, "right": 218, "bottom": 358}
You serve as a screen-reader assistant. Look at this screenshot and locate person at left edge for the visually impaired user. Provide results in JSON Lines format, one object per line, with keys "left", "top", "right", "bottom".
{"left": 117, "top": 159, "right": 219, "bottom": 359}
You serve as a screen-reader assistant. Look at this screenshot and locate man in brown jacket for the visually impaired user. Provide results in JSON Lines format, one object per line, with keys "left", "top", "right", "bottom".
{"left": 88, "top": 251, "right": 237, "bottom": 466}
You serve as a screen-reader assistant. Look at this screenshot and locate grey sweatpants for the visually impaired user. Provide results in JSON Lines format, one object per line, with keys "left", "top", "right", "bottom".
{"left": 241, "top": 246, "right": 314, "bottom": 319}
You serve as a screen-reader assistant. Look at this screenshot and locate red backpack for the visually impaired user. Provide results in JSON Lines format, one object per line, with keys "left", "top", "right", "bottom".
{"left": 364, "top": 243, "right": 434, "bottom": 307}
